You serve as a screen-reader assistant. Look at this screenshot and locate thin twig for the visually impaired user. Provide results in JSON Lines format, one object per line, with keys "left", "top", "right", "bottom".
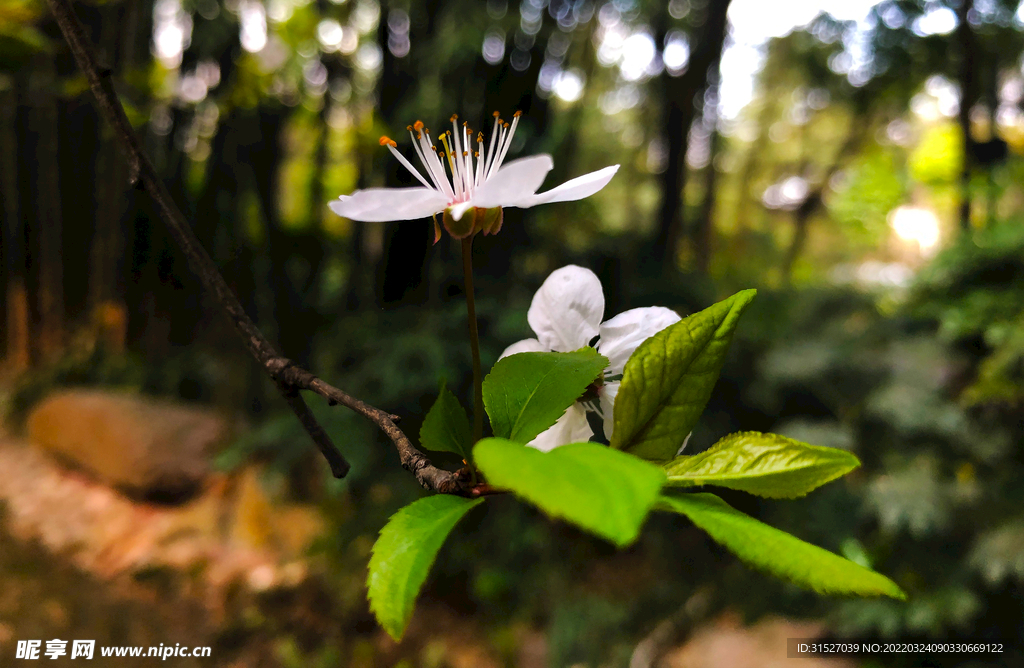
{"left": 629, "top": 587, "right": 715, "bottom": 668}
{"left": 46, "top": 0, "right": 467, "bottom": 493}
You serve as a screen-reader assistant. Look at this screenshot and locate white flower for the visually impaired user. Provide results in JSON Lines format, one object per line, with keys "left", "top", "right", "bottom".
{"left": 500, "top": 265, "right": 681, "bottom": 452}
{"left": 328, "top": 112, "right": 619, "bottom": 226}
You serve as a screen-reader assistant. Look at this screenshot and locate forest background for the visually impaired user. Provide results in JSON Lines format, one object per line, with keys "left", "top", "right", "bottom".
{"left": 3, "top": 0, "right": 1024, "bottom": 665}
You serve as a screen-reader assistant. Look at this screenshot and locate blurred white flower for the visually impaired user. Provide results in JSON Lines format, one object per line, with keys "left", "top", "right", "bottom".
{"left": 501, "top": 265, "right": 680, "bottom": 451}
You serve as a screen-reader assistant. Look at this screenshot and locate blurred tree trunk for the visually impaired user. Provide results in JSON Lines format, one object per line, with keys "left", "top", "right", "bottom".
{"left": 30, "top": 56, "right": 65, "bottom": 358}
{"left": 377, "top": 0, "right": 444, "bottom": 306}
{"left": 780, "top": 192, "right": 821, "bottom": 283}
{"left": 251, "top": 104, "right": 324, "bottom": 368}
{"left": 691, "top": 74, "right": 721, "bottom": 275}
{"left": 1, "top": 86, "right": 30, "bottom": 372}
{"left": 956, "top": 0, "right": 976, "bottom": 232}
{"left": 467, "top": 7, "right": 552, "bottom": 282}
{"left": 345, "top": 159, "right": 373, "bottom": 311}
{"left": 88, "top": 0, "right": 149, "bottom": 351}
{"left": 692, "top": 127, "right": 720, "bottom": 275}
{"left": 781, "top": 123, "right": 867, "bottom": 283}
{"left": 652, "top": 0, "right": 731, "bottom": 273}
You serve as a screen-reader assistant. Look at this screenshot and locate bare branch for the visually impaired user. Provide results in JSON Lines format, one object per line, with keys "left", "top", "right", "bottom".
{"left": 46, "top": 0, "right": 466, "bottom": 493}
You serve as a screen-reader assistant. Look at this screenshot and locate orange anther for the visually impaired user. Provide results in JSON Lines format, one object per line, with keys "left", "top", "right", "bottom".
{"left": 379, "top": 136, "right": 397, "bottom": 147}
{"left": 450, "top": 114, "right": 458, "bottom": 122}
{"left": 413, "top": 120, "right": 424, "bottom": 130}
{"left": 513, "top": 110, "right": 522, "bottom": 117}
{"left": 493, "top": 110, "right": 500, "bottom": 117}
{"left": 406, "top": 124, "right": 413, "bottom": 131}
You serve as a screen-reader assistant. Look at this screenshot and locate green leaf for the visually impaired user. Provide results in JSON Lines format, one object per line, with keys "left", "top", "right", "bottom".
{"left": 473, "top": 437, "right": 665, "bottom": 547}
{"left": 663, "top": 431, "right": 860, "bottom": 498}
{"left": 612, "top": 290, "right": 757, "bottom": 460}
{"left": 367, "top": 495, "right": 484, "bottom": 641}
{"left": 482, "top": 348, "right": 608, "bottom": 445}
{"left": 419, "top": 382, "right": 473, "bottom": 461}
{"left": 658, "top": 492, "right": 905, "bottom": 599}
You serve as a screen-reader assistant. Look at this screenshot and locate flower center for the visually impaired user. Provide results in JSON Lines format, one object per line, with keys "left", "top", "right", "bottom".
{"left": 379, "top": 110, "right": 522, "bottom": 207}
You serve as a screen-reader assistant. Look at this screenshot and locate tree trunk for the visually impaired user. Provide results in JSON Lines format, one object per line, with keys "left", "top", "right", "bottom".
{"left": 26, "top": 57, "right": 65, "bottom": 359}
{"left": 376, "top": 0, "right": 443, "bottom": 306}
{"left": 653, "top": 0, "right": 732, "bottom": 272}
{"left": 956, "top": 0, "right": 976, "bottom": 232}
{"left": 1, "top": 86, "right": 30, "bottom": 372}
{"left": 691, "top": 69, "right": 722, "bottom": 276}
{"left": 781, "top": 193, "right": 820, "bottom": 283}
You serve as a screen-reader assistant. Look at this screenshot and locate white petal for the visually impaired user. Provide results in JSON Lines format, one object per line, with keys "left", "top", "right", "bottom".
{"left": 528, "top": 265, "right": 605, "bottom": 352}
{"left": 599, "top": 380, "right": 619, "bottom": 441}
{"left": 676, "top": 432, "right": 692, "bottom": 456}
{"left": 527, "top": 403, "right": 593, "bottom": 451}
{"left": 470, "top": 154, "right": 555, "bottom": 210}
{"left": 328, "top": 187, "right": 447, "bottom": 222}
{"left": 447, "top": 200, "right": 475, "bottom": 222}
{"left": 517, "top": 164, "right": 620, "bottom": 207}
{"left": 598, "top": 306, "right": 681, "bottom": 375}
{"left": 499, "top": 338, "right": 547, "bottom": 360}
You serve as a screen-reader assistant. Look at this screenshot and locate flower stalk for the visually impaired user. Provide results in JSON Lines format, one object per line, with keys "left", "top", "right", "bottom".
{"left": 462, "top": 235, "right": 484, "bottom": 444}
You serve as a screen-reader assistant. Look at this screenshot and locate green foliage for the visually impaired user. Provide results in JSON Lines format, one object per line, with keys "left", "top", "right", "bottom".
{"left": 473, "top": 438, "right": 666, "bottom": 547}
{"left": 911, "top": 219, "right": 1024, "bottom": 406}
{"left": 367, "top": 495, "right": 484, "bottom": 641}
{"left": 663, "top": 431, "right": 860, "bottom": 498}
{"left": 419, "top": 381, "right": 472, "bottom": 462}
{"left": 828, "top": 149, "right": 906, "bottom": 246}
{"left": 657, "top": 492, "right": 905, "bottom": 600}
{"left": 482, "top": 348, "right": 607, "bottom": 445}
{"left": 0, "top": 23, "right": 48, "bottom": 71}
{"left": 612, "top": 290, "right": 757, "bottom": 460}
{"left": 908, "top": 123, "right": 962, "bottom": 186}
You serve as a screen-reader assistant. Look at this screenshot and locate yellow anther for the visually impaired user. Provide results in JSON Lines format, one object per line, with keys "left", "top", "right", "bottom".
{"left": 463, "top": 151, "right": 468, "bottom": 156}
{"left": 379, "top": 136, "right": 397, "bottom": 147}
{"left": 477, "top": 133, "right": 484, "bottom": 143}
{"left": 474, "top": 151, "right": 480, "bottom": 157}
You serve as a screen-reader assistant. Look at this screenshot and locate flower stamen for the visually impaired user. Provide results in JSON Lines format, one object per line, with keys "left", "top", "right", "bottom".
{"left": 376, "top": 110, "right": 526, "bottom": 213}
